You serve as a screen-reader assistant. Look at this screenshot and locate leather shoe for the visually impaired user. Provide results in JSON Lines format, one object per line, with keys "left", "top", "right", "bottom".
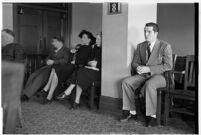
{"left": 21, "top": 94, "right": 29, "bottom": 102}
{"left": 69, "top": 102, "right": 80, "bottom": 110}
{"left": 36, "top": 89, "right": 47, "bottom": 98}
{"left": 41, "top": 98, "right": 53, "bottom": 105}
{"left": 145, "top": 116, "right": 157, "bottom": 127}
{"left": 56, "top": 92, "right": 70, "bottom": 100}
{"left": 120, "top": 113, "right": 137, "bottom": 122}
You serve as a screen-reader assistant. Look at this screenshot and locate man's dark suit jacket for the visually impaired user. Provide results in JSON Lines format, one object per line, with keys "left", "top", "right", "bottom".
{"left": 2, "top": 43, "right": 26, "bottom": 63}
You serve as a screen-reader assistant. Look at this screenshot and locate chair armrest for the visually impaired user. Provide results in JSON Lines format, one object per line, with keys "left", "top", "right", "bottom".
{"left": 163, "top": 70, "right": 175, "bottom": 90}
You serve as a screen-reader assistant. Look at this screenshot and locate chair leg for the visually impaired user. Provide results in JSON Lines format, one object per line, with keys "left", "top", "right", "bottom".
{"left": 89, "top": 82, "right": 95, "bottom": 110}
{"left": 164, "top": 92, "right": 169, "bottom": 125}
{"left": 157, "top": 90, "right": 162, "bottom": 126}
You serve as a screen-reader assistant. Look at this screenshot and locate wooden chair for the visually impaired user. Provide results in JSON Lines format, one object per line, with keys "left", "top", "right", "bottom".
{"left": 24, "top": 54, "right": 48, "bottom": 85}
{"left": 89, "top": 81, "right": 101, "bottom": 109}
{"left": 163, "top": 55, "right": 195, "bottom": 125}
{"left": 78, "top": 81, "right": 101, "bottom": 110}
{"left": 2, "top": 61, "right": 25, "bottom": 134}
{"left": 156, "top": 54, "right": 177, "bottom": 125}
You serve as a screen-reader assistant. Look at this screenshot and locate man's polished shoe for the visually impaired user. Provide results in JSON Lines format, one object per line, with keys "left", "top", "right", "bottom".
{"left": 56, "top": 92, "right": 70, "bottom": 100}
{"left": 120, "top": 113, "right": 137, "bottom": 122}
{"left": 145, "top": 116, "right": 157, "bottom": 127}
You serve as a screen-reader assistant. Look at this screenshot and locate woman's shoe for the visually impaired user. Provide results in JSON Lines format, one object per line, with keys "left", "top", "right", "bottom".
{"left": 36, "top": 89, "right": 47, "bottom": 98}
{"left": 41, "top": 98, "right": 53, "bottom": 105}
{"left": 56, "top": 92, "right": 70, "bottom": 100}
{"left": 69, "top": 102, "right": 80, "bottom": 110}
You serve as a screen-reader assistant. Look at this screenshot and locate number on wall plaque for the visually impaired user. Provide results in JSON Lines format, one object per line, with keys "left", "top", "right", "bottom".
{"left": 108, "top": 3, "right": 121, "bottom": 14}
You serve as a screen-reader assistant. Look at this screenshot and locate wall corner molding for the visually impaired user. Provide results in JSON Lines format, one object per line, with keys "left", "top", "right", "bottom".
{"left": 99, "top": 95, "right": 122, "bottom": 116}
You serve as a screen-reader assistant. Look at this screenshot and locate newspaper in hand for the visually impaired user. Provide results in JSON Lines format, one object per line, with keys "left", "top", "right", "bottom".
{"left": 85, "top": 66, "right": 99, "bottom": 71}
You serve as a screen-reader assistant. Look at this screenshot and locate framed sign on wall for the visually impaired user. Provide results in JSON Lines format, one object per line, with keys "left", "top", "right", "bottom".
{"left": 108, "top": 3, "right": 121, "bottom": 15}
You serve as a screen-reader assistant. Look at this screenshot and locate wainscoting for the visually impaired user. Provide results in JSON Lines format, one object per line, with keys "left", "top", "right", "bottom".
{"left": 99, "top": 96, "right": 122, "bottom": 116}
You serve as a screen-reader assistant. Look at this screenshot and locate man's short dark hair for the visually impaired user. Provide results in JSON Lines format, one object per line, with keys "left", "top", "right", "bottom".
{"left": 2, "top": 29, "right": 15, "bottom": 37}
{"left": 52, "top": 36, "right": 64, "bottom": 43}
{"left": 145, "top": 22, "right": 159, "bottom": 32}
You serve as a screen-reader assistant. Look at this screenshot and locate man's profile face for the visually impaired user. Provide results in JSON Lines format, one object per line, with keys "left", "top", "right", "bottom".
{"left": 51, "top": 39, "right": 59, "bottom": 49}
{"left": 144, "top": 26, "right": 158, "bottom": 43}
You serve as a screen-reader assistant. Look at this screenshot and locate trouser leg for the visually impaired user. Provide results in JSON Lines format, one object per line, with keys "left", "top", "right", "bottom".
{"left": 23, "top": 76, "right": 45, "bottom": 97}
{"left": 144, "top": 75, "right": 166, "bottom": 116}
{"left": 122, "top": 75, "right": 146, "bottom": 111}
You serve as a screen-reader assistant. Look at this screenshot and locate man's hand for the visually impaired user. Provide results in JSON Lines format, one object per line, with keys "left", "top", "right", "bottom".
{"left": 71, "top": 60, "right": 75, "bottom": 64}
{"left": 88, "top": 60, "right": 97, "bottom": 67}
{"left": 46, "top": 59, "right": 54, "bottom": 65}
{"left": 136, "top": 66, "right": 150, "bottom": 74}
{"left": 70, "top": 48, "right": 77, "bottom": 53}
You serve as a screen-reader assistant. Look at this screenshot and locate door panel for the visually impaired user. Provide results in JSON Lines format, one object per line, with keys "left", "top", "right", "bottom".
{"left": 19, "top": 8, "right": 42, "bottom": 54}
{"left": 18, "top": 6, "right": 64, "bottom": 55}
{"left": 45, "top": 11, "right": 62, "bottom": 53}
{"left": 20, "top": 26, "right": 39, "bottom": 54}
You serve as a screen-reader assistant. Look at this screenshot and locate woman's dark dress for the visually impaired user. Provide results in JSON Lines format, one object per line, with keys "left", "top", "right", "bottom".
{"left": 74, "top": 45, "right": 101, "bottom": 91}
{"left": 54, "top": 45, "right": 92, "bottom": 84}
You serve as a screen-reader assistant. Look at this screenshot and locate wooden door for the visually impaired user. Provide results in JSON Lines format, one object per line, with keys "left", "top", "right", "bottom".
{"left": 19, "top": 7, "right": 43, "bottom": 54}
{"left": 18, "top": 6, "right": 65, "bottom": 55}
{"left": 43, "top": 11, "right": 63, "bottom": 54}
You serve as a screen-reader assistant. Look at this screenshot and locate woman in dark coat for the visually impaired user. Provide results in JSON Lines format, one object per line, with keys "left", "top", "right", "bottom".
{"left": 38, "top": 30, "right": 96, "bottom": 104}
{"left": 57, "top": 33, "right": 102, "bottom": 109}
{"left": 21, "top": 37, "right": 70, "bottom": 101}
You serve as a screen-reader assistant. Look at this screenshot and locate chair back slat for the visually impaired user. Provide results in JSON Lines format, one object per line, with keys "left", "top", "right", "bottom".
{"left": 172, "top": 54, "right": 177, "bottom": 70}
{"left": 184, "top": 55, "right": 195, "bottom": 90}
{"left": 169, "top": 54, "right": 177, "bottom": 89}
{"left": 24, "top": 54, "right": 48, "bottom": 84}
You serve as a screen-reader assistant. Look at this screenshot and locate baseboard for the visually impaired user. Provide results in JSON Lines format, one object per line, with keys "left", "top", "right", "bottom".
{"left": 99, "top": 96, "right": 122, "bottom": 116}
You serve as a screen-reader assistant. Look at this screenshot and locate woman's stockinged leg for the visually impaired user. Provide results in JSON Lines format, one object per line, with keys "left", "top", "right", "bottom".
{"left": 46, "top": 71, "right": 58, "bottom": 100}
{"left": 64, "top": 84, "right": 76, "bottom": 95}
{"left": 75, "top": 85, "right": 82, "bottom": 104}
{"left": 43, "top": 68, "right": 56, "bottom": 92}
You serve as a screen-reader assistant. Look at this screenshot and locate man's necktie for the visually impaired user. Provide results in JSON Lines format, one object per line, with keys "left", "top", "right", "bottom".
{"left": 147, "top": 43, "right": 151, "bottom": 60}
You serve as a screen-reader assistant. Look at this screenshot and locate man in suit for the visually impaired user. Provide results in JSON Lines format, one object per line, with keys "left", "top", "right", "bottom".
{"left": 120, "top": 22, "right": 173, "bottom": 127}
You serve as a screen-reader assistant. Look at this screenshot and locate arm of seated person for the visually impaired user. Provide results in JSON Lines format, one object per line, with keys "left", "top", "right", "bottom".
{"left": 85, "top": 60, "right": 99, "bottom": 71}
{"left": 71, "top": 60, "right": 75, "bottom": 64}
{"left": 46, "top": 59, "right": 54, "bottom": 65}
{"left": 87, "top": 60, "right": 97, "bottom": 67}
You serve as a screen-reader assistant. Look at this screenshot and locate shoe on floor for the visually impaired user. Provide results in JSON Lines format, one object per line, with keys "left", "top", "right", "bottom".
{"left": 36, "top": 89, "right": 48, "bottom": 98}
{"left": 21, "top": 94, "right": 29, "bottom": 102}
{"left": 145, "top": 116, "right": 157, "bottom": 127}
{"left": 120, "top": 113, "right": 138, "bottom": 122}
{"left": 69, "top": 102, "right": 80, "bottom": 110}
{"left": 56, "top": 92, "right": 70, "bottom": 100}
{"left": 41, "top": 98, "right": 53, "bottom": 105}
